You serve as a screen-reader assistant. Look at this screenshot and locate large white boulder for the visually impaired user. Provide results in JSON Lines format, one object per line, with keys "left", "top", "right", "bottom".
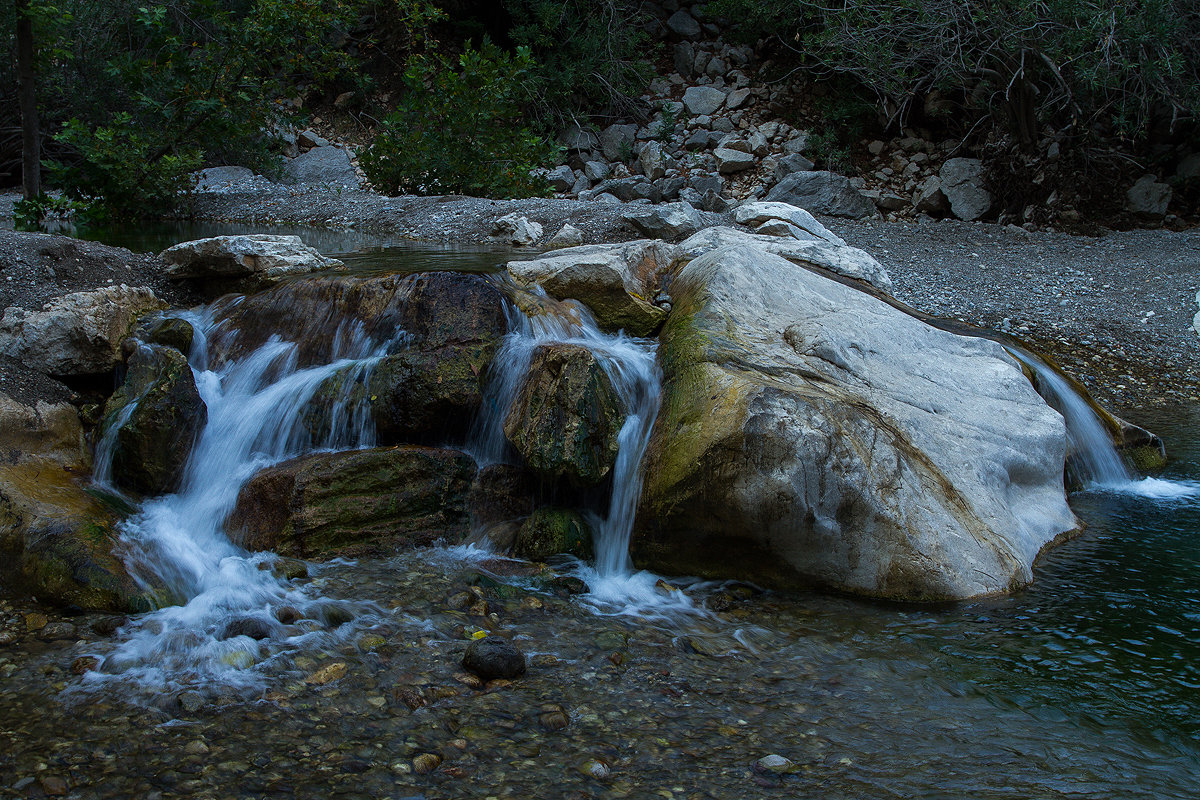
{"left": 635, "top": 243, "right": 1077, "bottom": 601}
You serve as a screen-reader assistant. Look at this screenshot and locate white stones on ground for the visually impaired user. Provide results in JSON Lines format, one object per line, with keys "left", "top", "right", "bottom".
{"left": 732, "top": 202, "right": 846, "bottom": 246}
{"left": 683, "top": 85, "right": 726, "bottom": 116}
{"left": 622, "top": 202, "right": 703, "bottom": 241}
{"left": 0, "top": 285, "right": 166, "bottom": 376}
{"left": 766, "top": 171, "right": 876, "bottom": 219}
{"left": 714, "top": 147, "right": 756, "bottom": 175}
{"left": 162, "top": 234, "right": 343, "bottom": 282}
{"left": 546, "top": 223, "right": 585, "bottom": 250}
{"left": 679, "top": 226, "right": 893, "bottom": 293}
{"left": 1125, "top": 174, "right": 1173, "bottom": 217}
{"left": 491, "top": 214, "right": 544, "bottom": 247}
{"left": 939, "top": 158, "right": 992, "bottom": 221}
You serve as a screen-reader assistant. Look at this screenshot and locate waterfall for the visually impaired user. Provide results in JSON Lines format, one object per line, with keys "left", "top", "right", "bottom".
{"left": 86, "top": 306, "right": 390, "bottom": 691}
{"left": 469, "top": 293, "right": 695, "bottom": 616}
{"left": 1009, "top": 349, "right": 1198, "bottom": 499}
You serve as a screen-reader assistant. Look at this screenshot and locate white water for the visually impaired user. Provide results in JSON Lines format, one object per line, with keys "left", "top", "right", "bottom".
{"left": 86, "top": 307, "right": 391, "bottom": 692}
{"left": 469, "top": 293, "right": 699, "bottom": 618}
{"left": 1010, "top": 349, "right": 1199, "bottom": 500}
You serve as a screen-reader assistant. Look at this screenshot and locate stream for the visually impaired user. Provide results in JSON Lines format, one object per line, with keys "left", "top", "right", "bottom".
{"left": 1, "top": 236, "right": 1198, "bottom": 799}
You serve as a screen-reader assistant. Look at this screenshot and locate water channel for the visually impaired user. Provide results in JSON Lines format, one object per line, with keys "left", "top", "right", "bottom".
{"left": 0, "top": 230, "right": 1197, "bottom": 799}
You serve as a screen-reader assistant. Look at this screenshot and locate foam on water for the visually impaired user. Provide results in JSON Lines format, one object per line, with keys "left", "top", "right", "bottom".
{"left": 85, "top": 305, "right": 391, "bottom": 693}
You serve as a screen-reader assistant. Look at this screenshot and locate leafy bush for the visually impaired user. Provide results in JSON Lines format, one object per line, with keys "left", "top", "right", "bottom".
{"left": 360, "top": 42, "right": 560, "bottom": 198}
{"left": 710, "top": 0, "right": 1200, "bottom": 147}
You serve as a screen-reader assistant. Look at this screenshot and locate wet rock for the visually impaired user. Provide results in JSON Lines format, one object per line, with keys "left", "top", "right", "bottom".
{"left": 462, "top": 636, "right": 526, "bottom": 680}
{"left": 142, "top": 316, "right": 194, "bottom": 354}
{"left": 506, "top": 241, "right": 678, "bottom": 336}
{"left": 515, "top": 507, "right": 593, "bottom": 561}
{"left": 504, "top": 343, "right": 624, "bottom": 485}
{"left": 161, "top": 235, "right": 343, "bottom": 288}
{"left": 0, "top": 285, "right": 166, "bottom": 377}
{"left": 305, "top": 661, "right": 349, "bottom": 684}
{"left": 97, "top": 343, "right": 207, "bottom": 495}
{"left": 636, "top": 243, "right": 1076, "bottom": 601}
{"left": 939, "top": 158, "right": 992, "bottom": 221}
{"left": 579, "top": 758, "right": 612, "bottom": 779}
{"left": 468, "top": 464, "right": 535, "bottom": 528}
{"left": 538, "top": 705, "right": 570, "bottom": 731}
{"left": 412, "top": 753, "right": 442, "bottom": 774}
{"left": 221, "top": 617, "right": 273, "bottom": 641}
{"left": 366, "top": 344, "right": 497, "bottom": 444}
{"left": 755, "top": 754, "right": 797, "bottom": 774}
{"left": 0, "top": 394, "right": 149, "bottom": 612}
{"left": 765, "top": 171, "right": 876, "bottom": 219}
{"left": 227, "top": 445, "right": 477, "bottom": 559}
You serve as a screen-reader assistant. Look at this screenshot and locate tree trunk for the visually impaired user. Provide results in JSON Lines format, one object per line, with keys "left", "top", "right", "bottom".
{"left": 16, "top": 0, "right": 41, "bottom": 199}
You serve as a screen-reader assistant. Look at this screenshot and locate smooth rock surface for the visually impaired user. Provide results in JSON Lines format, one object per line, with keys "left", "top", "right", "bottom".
{"left": 462, "top": 636, "right": 526, "bottom": 680}
{"left": 281, "top": 145, "right": 361, "bottom": 188}
{"left": 506, "top": 241, "right": 679, "bottom": 336}
{"left": 679, "top": 227, "right": 893, "bottom": 293}
{"left": 622, "top": 202, "right": 703, "bottom": 240}
{"left": 161, "top": 235, "right": 343, "bottom": 285}
{"left": 0, "top": 285, "right": 166, "bottom": 376}
{"left": 635, "top": 244, "right": 1077, "bottom": 600}
{"left": 732, "top": 201, "right": 847, "bottom": 246}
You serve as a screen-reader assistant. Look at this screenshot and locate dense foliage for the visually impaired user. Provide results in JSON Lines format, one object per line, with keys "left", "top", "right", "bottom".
{"left": 360, "top": 43, "right": 559, "bottom": 198}
{"left": 711, "top": 0, "right": 1200, "bottom": 147}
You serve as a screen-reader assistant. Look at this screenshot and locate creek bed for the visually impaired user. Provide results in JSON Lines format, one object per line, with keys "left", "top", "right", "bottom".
{"left": 1, "top": 407, "right": 1198, "bottom": 798}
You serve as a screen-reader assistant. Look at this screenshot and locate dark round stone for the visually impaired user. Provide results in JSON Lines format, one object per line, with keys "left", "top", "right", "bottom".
{"left": 221, "top": 616, "right": 272, "bottom": 640}
{"left": 462, "top": 636, "right": 526, "bottom": 680}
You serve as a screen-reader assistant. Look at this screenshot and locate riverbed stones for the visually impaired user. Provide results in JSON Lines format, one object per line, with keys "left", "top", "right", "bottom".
{"left": 161, "top": 235, "right": 343, "bottom": 288}
{"left": 226, "top": 445, "right": 477, "bottom": 558}
{"left": 635, "top": 243, "right": 1077, "bottom": 601}
{"left": 765, "top": 171, "right": 877, "bottom": 219}
{"left": 506, "top": 241, "right": 679, "bottom": 336}
{"left": 504, "top": 343, "right": 624, "bottom": 486}
{"left": 97, "top": 343, "right": 208, "bottom": 495}
{"left": 0, "top": 285, "right": 166, "bottom": 377}
{"left": 462, "top": 636, "right": 526, "bottom": 680}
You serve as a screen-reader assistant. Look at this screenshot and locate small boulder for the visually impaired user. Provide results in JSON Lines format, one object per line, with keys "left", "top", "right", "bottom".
{"left": 0, "top": 286, "right": 165, "bottom": 377}
{"left": 732, "top": 201, "right": 846, "bottom": 246}
{"left": 682, "top": 86, "right": 726, "bottom": 116}
{"left": 765, "top": 171, "right": 876, "bottom": 219}
{"left": 939, "top": 158, "right": 992, "bottom": 221}
{"left": 503, "top": 343, "right": 624, "bottom": 485}
{"left": 161, "top": 235, "right": 343, "bottom": 287}
{"left": 281, "top": 145, "right": 361, "bottom": 188}
{"left": 1125, "top": 174, "right": 1173, "bottom": 218}
{"left": 491, "top": 214, "right": 544, "bottom": 247}
{"left": 515, "top": 507, "right": 593, "bottom": 561}
{"left": 599, "top": 124, "right": 639, "bottom": 162}
{"left": 622, "top": 202, "right": 703, "bottom": 240}
{"left": 462, "top": 636, "right": 526, "bottom": 680}
{"left": 714, "top": 147, "right": 756, "bottom": 175}
{"left": 546, "top": 223, "right": 585, "bottom": 250}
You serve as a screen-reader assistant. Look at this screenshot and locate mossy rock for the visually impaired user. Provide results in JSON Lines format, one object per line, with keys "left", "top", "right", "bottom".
{"left": 503, "top": 343, "right": 624, "bottom": 486}
{"left": 142, "top": 317, "right": 195, "bottom": 354}
{"left": 515, "top": 507, "right": 593, "bottom": 561}
{"left": 98, "top": 344, "right": 207, "bottom": 495}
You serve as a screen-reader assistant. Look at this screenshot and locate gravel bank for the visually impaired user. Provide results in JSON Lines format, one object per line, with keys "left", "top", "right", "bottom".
{"left": 4, "top": 185, "right": 1198, "bottom": 413}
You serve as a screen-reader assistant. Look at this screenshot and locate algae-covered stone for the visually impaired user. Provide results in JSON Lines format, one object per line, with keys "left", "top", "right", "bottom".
{"left": 226, "top": 445, "right": 477, "bottom": 559}
{"left": 368, "top": 344, "right": 496, "bottom": 444}
{"left": 515, "top": 507, "right": 593, "bottom": 561}
{"left": 503, "top": 343, "right": 624, "bottom": 486}
{"left": 98, "top": 343, "right": 207, "bottom": 495}
{"left": 635, "top": 244, "right": 1077, "bottom": 601}
{"left": 142, "top": 317, "right": 195, "bottom": 354}
{"left": 0, "top": 392, "right": 150, "bottom": 611}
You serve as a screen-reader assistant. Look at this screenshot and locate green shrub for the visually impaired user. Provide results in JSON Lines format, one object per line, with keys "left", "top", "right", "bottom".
{"left": 360, "top": 42, "right": 560, "bottom": 198}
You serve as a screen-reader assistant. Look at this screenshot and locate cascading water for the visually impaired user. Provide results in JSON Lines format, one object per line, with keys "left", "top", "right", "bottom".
{"left": 469, "top": 292, "right": 697, "bottom": 617}
{"left": 1009, "top": 348, "right": 1199, "bottom": 499}
{"left": 85, "top": 305, "right": 392, "bottom": 692}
